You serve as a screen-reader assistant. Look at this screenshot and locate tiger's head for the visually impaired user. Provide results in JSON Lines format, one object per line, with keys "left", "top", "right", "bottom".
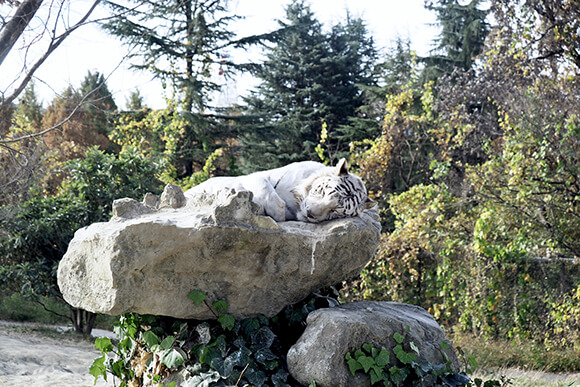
{"left": 293, "top": 158, "right": 376, "bottom": 223}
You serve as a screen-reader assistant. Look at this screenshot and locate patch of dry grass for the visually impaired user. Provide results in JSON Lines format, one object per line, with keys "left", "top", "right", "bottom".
{"left": 452, "top": 331, "right": 580, "bottom": 372}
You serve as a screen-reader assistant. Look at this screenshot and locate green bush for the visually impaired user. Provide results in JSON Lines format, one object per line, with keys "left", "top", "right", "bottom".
{"left": 0, "top": 147, "right": 164, "bottom": 332}
{"left": 345, "top": 181, "right": 580, "bottom": 354}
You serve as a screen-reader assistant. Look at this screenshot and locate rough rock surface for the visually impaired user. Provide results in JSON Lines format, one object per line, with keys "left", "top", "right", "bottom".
{"left": 287, "top": 301, "right": 460, "bottom": 387}
{"left": 57, "top": 184, "right": 380, "bottom": 319}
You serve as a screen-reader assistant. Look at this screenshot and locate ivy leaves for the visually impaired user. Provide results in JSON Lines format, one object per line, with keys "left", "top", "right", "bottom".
{"left": 345, "top": 331, "right": 471, "bottom": 386}
{"left": 90, "top": 318, "right": 184, "bottom": 386}
{"left": 188, "top": 290, "right": 236, "bottom": 332}
{"left": 91, "top": 290, "right": 296, "bottom": 387}
{"left": 346, "top": 344, "right": 391, "bottom": 384}
{"left": 185, "top": 290, "right": 294, "bottom": 386}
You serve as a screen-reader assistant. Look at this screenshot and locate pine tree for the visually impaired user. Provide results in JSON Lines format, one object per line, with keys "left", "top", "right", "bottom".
{"left": 78, "top": 71, "right": 117, "bottom": 142}
{"left": 421, "top": 0, "right": 489, "bottom": 82}
{"left": 102, "top": 0, "right": 274, "bottom": 176}
{"left": 239, "top": 0, "right": 327, "bottom": 170}
{"left": 324, "top": 16, "right": 378, "bottom": 160}
{"left": 125, "top": 90, "right": 145, "bottom": 111}
{"left": 103, "top": 0, "right": 232, "bottom": 112}
{"left": 239, "top": 1, "right": 378, "bottom": 170}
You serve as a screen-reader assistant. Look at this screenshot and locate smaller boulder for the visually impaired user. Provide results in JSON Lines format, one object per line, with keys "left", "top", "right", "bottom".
{"left": 287, "top": 301, "right": 459, "bottom": 387}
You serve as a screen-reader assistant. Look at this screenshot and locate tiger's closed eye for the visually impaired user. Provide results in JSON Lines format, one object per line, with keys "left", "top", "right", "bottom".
{"left": 312, "top": 185, "right": 325, "bottom": 196}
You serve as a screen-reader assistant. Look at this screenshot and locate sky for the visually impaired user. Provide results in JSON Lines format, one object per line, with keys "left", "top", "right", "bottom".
{"left": 1, "top": 0, "right": 438, "bottom": 109}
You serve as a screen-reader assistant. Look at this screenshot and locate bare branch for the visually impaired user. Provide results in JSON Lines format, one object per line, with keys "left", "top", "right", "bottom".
{"left": 0, "top": 0, "right": 102, "bottom": 109}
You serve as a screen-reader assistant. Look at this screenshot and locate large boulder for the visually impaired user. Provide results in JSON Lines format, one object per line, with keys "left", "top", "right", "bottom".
{"left": 287, "top": 301, "right": 460, "bottom": 387}
{"left": 57, "top": 184, "right": 381, "bottom": 320}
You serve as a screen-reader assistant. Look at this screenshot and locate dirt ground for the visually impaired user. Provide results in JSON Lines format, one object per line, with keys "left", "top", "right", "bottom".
{"left": 0, "top": 324, "right": 114, "bottom": 387}
{"left": 473, "top": 368, "right": 579, "bottom": 387}
{"left": 0, "top": 322, "right": 578, "bottom": 387}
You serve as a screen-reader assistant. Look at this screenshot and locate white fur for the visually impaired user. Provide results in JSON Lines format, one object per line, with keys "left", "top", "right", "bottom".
{"left": 185, "top": 159, "right": 375, "bottom": 223}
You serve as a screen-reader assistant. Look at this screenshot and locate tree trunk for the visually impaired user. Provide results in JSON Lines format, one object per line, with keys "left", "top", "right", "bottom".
{"left": 71, "top": 307, "right": 97, "bottom": 335}
{"left": 0, "top": 0, "right": 44, "bottom": 66}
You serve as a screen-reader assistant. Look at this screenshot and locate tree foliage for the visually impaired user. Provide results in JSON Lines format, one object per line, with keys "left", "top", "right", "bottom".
{"left": 102, "top": 0, "right": 265, "bottom": 176}
{"left": 422, "top": 0, "right": 490, "bottom": 82}
{"left": 42, "top": 71, "right": 116, "bottom": 160}
{"left": 0, "top": 82, "right": 45, "bottom": 204}
{"left": 103, "top": 0, "right": 241, "bottom": 113}
{"left": 347, "top": 0, "right": 580, "bottom": 355}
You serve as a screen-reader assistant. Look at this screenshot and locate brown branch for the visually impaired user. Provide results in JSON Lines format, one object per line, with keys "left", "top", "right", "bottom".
{"left": 235, "top": 363, "right": 250, "bottom": 387}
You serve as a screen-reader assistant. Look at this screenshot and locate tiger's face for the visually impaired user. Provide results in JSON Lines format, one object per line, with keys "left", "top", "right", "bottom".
{"left": 293, "top": 160, "right": 376, "bottom": 223}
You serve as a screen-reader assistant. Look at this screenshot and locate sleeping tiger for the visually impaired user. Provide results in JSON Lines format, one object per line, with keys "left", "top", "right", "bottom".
{"left": 185, "top": 158, "right": 376, "bottom": 223}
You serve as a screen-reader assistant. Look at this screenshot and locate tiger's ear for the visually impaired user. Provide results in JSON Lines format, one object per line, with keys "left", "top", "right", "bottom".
{"left": 335, "top": 158, "right": 349, "bottom": 176}
{"left": 364, "top": 197, "right": 377, "bottom": 209}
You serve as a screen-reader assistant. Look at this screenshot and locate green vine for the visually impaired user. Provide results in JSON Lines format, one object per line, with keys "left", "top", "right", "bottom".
{"left": 345, "top": 329, "right": 485, "bottom": 387}
{"left": 90, "top": 289, "right": 333, "bottom": 386}
{"left": 90, "top": 313, "right": 184, "bottom": 386}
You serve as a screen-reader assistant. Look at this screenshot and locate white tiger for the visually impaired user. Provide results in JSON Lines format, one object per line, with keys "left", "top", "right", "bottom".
{"left": 185, "top": 158, "right": 376, "bottom": 223}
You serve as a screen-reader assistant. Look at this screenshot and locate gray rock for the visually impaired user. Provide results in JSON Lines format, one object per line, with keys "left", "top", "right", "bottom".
{"left": 57, "top": 184, "right": 380, "bottom": 320}
{"left": 159, "top": 183, "right": 187, "bottom": 209}
{"left": 287, "top": 301, "right": 460, "bottom": 387}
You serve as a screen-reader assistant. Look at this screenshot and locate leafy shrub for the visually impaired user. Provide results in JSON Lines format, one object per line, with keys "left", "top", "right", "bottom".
{"left": 344, "top": 180, "right": 580, "bottom": 351}
{"left": 0, "top": 147, "right": 164, "bottom": 332}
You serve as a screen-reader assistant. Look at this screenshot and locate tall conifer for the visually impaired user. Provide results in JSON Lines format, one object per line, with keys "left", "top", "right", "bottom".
{"left": 240, "top": 1, "right": 377, "bottom": 170}
{"left": 102, "top": 0, "right": 276, "bottom": 176}
{"left": 421, "top": 0, "right": 489, "bottom": 82}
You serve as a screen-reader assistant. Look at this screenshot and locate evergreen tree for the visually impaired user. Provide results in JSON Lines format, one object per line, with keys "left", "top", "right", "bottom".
{"left": 421, "top": 0, "right": 489, "bottom": 82}
{"left": 0, "top": 82, "right": 45, "bottom": 204}
{"left": 103, "top": 0, "right": 233, "bottom": 112}
{"left": 239, "top": 0, "right": 328, "bottom": 170}
{"left": 125, "top": 89, "right": 145, "bottom": 111}
{"left": 16, "top": 81, "right": 43, "bottom": 129}
{"left": 102, "top": 0, "right": 273, "bottom": 176}
{"left": 78, "top": 71, "right": 117, "bottom": 141}
{"left": 379, "top": 39, "right": 417, "bottom": 95}
{"left": 240, "top": 1, "right": 378, "bottom": 170}
{"left": 325, "top": 16, "right": 378, "bottom": 160}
